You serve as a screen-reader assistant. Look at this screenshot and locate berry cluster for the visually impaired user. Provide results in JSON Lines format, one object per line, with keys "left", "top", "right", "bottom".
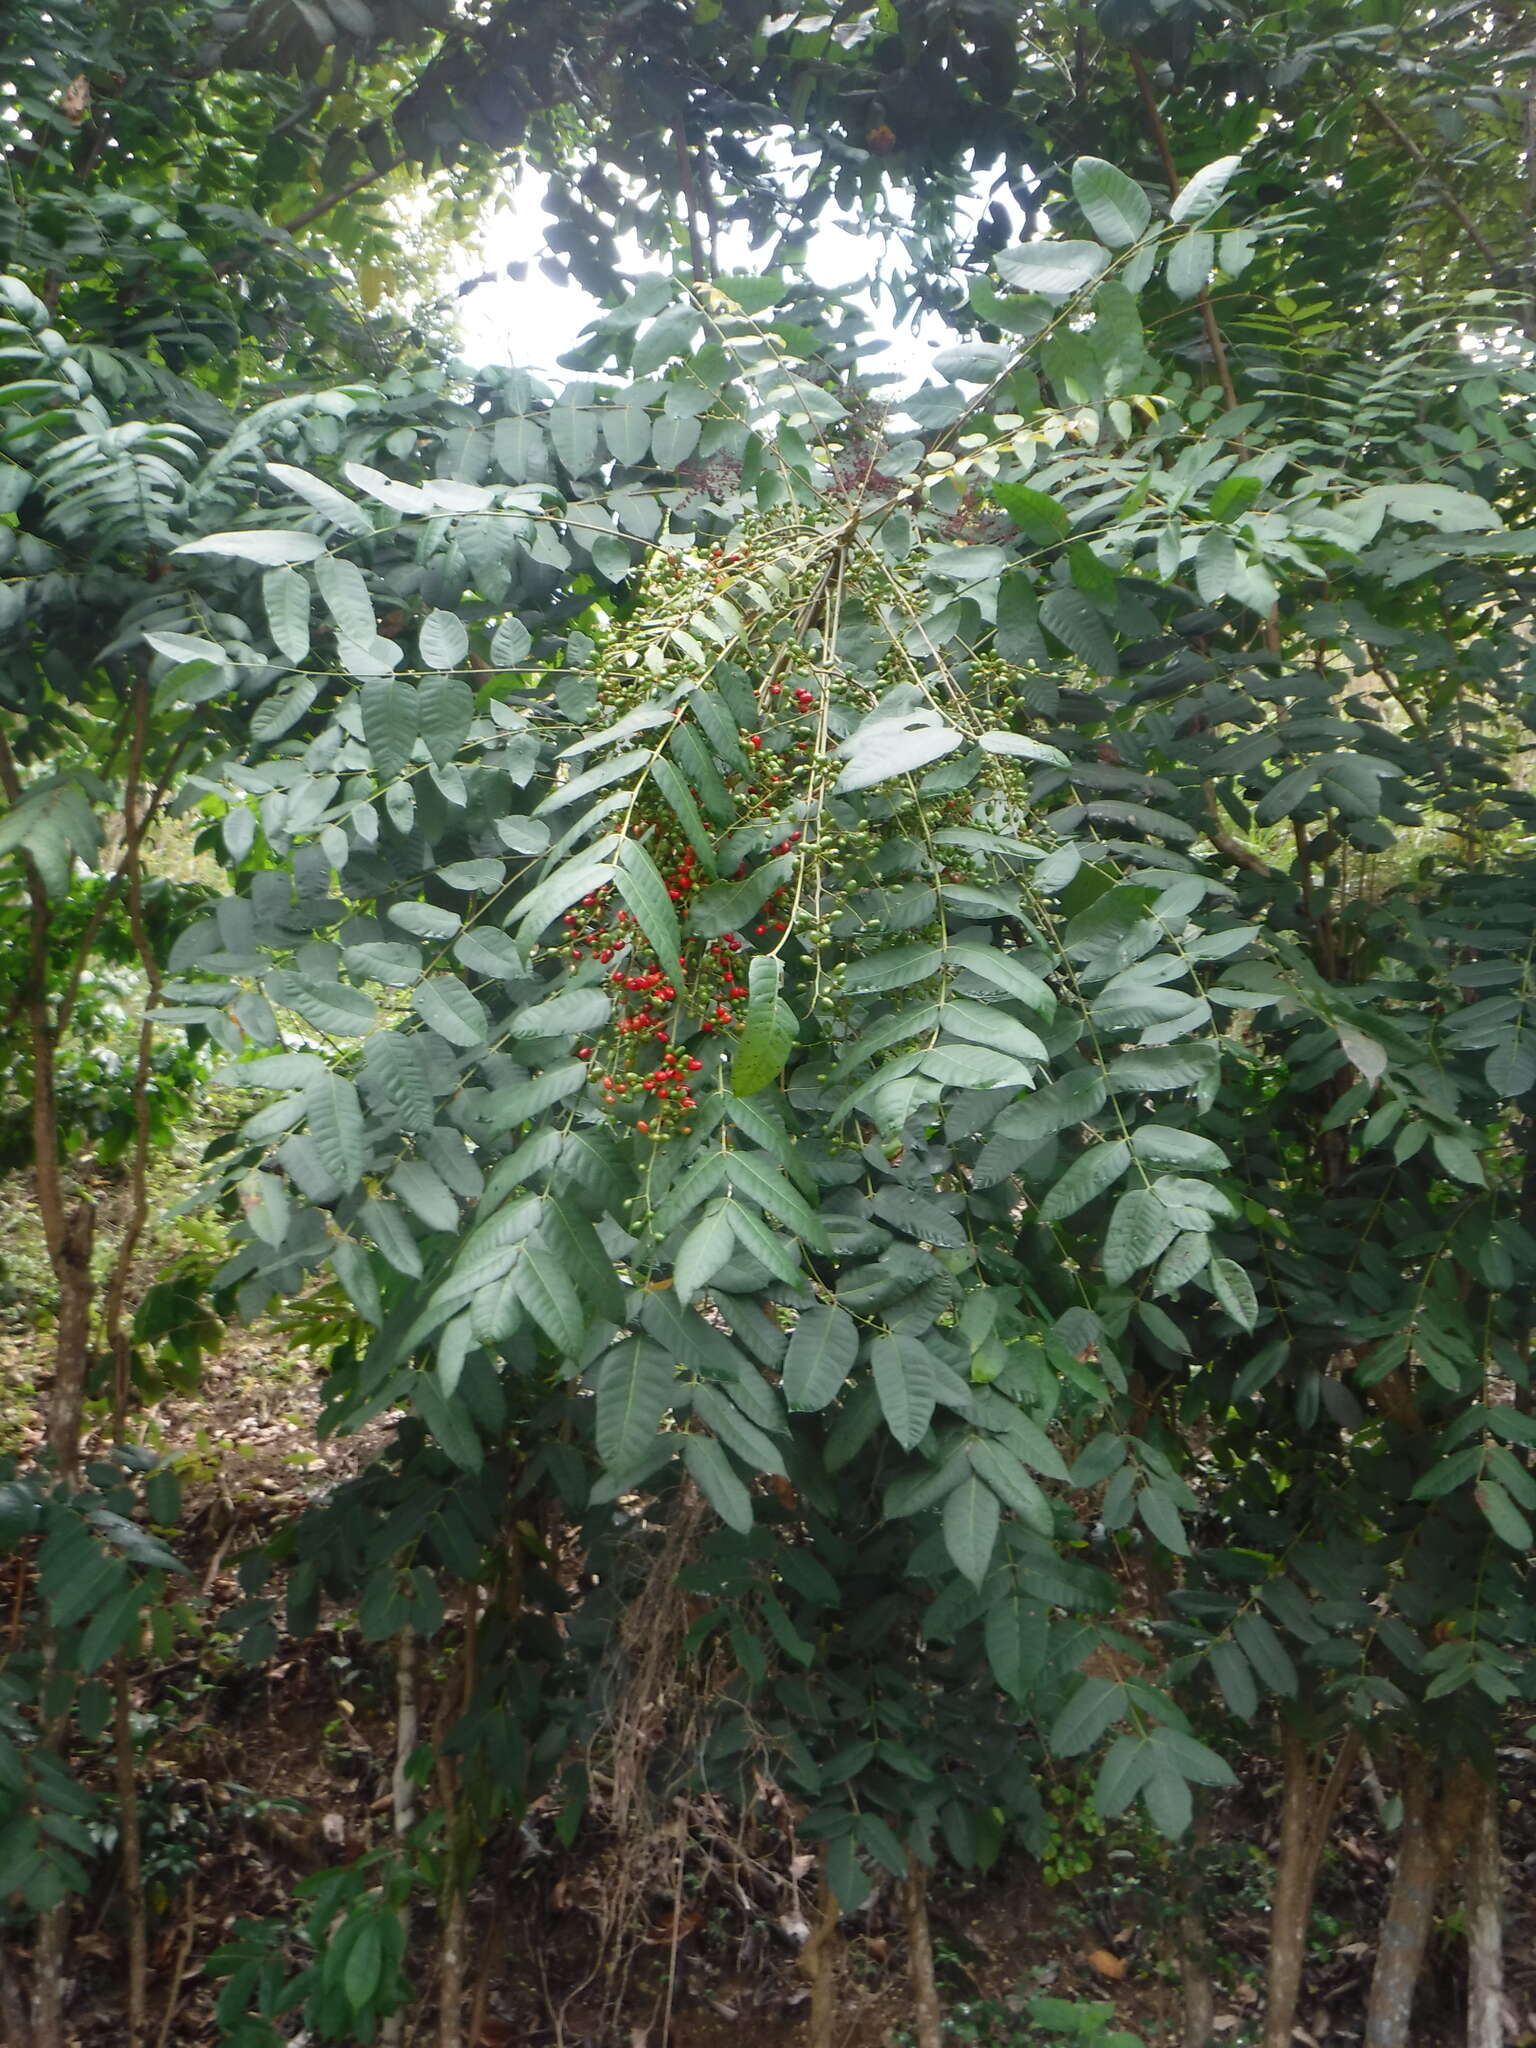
{"left": 535, "top": 598, "right": 839, "bottom": 1136}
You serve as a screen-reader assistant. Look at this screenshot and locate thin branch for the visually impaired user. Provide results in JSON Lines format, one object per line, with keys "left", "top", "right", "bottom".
{"left": 209, "top": 156, "right": 407, "bottom": 277}
{"left": 1352, "top": 86, "right": 1501, "bottom": 268}
{"left": 1203, "top": 783, "right": 1271, "bottom": 875}
{"left": 276, "top": 157, "right": 407, "bottom": 236}
{"left": 1130, "top": 55, "right": 1239, "bottom": 413}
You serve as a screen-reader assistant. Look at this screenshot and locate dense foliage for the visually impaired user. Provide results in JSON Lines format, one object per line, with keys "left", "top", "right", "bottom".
{"left": 1, "top": 6, "right": 1534, "bottom": 2048}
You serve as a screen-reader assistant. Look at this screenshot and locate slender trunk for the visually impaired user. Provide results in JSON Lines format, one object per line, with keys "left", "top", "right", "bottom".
{"left": 799, "top": 1842, "right": 841, "bottom": 2048}
{"left": 1177, "top": 1817, "right": 1216, "bottom": 2048}
{"left": 113, "top": 1663, "right": 148, "bottom": 2047}
{"left": 435, "top": 1605, "right": 477, "bottom": 2048}
{"left": 30, "top": 1900, "right": 65, "bottom": 2048}
{"left": 1465, "top": 1773, "right": 1503, "bottom": 2048}
{"left": 1262, "top": 1725, "right": 1360, "bottom": 2048}
{"left": 1179, "top": 1899, "right": 1216, "bottom": 2048}
{"left": 380, "top": 1629, "right": 418, "bottom": 2048}
{"left": 902, "top": 1854, "right": 942, "bottom": 2048}
{"left": 1364, "top": 1758, "right": 1479, "bottom": 2048}
{"left": 437, "top": 1877, "right": 466, "bottom": 2048}
{"left": 1364, "top": 1768, "right": 1440, "bottom": 2048}
{"left": 102, "top": 679, "right": 160, "bottom": 1432}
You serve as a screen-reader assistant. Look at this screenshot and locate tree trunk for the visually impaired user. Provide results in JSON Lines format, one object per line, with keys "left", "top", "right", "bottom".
{"left": 1175, "top": 1808, "right": 1216, "bottom": 2048}
{"left": 799, "top": 1844, "right": 841, "bottom": 2048}
{"left": 1261, "top": 1726, "right": 1360, "bottom": 2048}
{"left": 381, "top": 1629, "right": 418, "bottom": 2048}
{"left": 437, "top": 1878, "right": 466, "bottom": 2048}
{"left": 113, "top": 1663, "right": 148, "bottom": 2048}
{"left": 1364, "top": 1757, "right": 1480, "bottom": 2048}
{"left": 1465, "top": 1772, "right": 1503, "bottom": 2048}
{"left": 1179, "top": 1900, "right": 1216, "bottom": 2048}
{"left": 902, "top": 1854, "right": 943, "bottom": 2048}
{"left": 30, "top": 1902, "right": 66, "bottom": 2048}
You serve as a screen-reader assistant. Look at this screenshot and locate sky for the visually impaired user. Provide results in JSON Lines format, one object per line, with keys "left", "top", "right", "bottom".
{"left": 449, "top": 170, "right": 976, "bottom": 390}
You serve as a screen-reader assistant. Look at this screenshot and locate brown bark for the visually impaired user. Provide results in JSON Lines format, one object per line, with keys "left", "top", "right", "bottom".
{"left": 437, "top": 1882, "right": 466, "bottom": 2048}
{"left": 1363, "top": 1757, "right": 1480, "bottom": 2048}
{"left": 902, "top": 1854, "right": 943, "bottom": 2048}
{"left": 1261, "top": 1725, "right": 1361, "bottom": 2048}
{"left": 381, "top": 1628, "right": 418, "bottom": 2048}
{"left": 1465, "top": 1773, "right": 1503, "bottom": 2048}
{"left": 798, "top": 1843, "right": 841, "bottom": 2048}
{"left": 113, "top": 1664, "right": 148, "bottom": 2047}
{"left": 30, "top": 1898, "right": 66, "bottom": 2048}
{"left": 1179, "top": 1900, "right": 1216, "bottom": 2048}
{"left": 102, "top": 677, "right": 162, "bottom": 1432}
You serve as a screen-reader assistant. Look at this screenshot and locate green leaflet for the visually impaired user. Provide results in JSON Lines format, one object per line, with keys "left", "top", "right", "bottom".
{"left": 723, "top": 1199, "right": 806, "bottom": 1288}
{"left": 303, "top": 1071, "right": 366, "bottom": 1188}
{"left": 512, "top": 851, "right": 617, "bottom": 948}
{"left": 984, "top": 1579, "right": 1046, "bottom": 1702}
{"left": 649, "top": 756, "right": 719, "bottom": 874}
{"left": 1208, "top": 1255, "right": 1259, "bottom": 1332}
{"left": 944, "top": 1473, "right": 1000, "bottom": 1587}
{"left": 595, "top": 1337, "right": 675, "bottom": 1471}
{"left": 968, "top": 1439, "right": 1054, "bottom": 1536}
{"left": 512, "top": 1243, "right": 586, "bottom": 1356}
{"left": 1038, "top": 1140, "right": 1131, "bottom": 1223}
{"left": 834, "top": 711, "right": 964, "bottom": 793}
{"left": 674, "top": 1202, "right": 736, "bottom": 1304}
{"left": 389, "top": 1159, "right": 458, "bottom": 1233}
{"left": 1072, "top": 155, "right": 1152, "bottom": 248}
{"left": 419, "top": 673, "right": 474, "bottom": 766}
{"left": 950, "top": 946, "right": 1056, "bottom": 1019}
{"left": 733, "top": 953, "right": 799, "bottom": 1096}
{"left": 614, "top": 833, "right": 682, "bottom": 969}
{"left": 1102, "top": 1187, "right": 1180, "bottom": 1285}
{"left": 419, "top": 608, "right": 469, "bottom": 669}
{"left": 683, "top": 1434, "right": 753, "bottom": 1533}
{"left": 783, "top": 1305, "right": 859, "bottom": 1412}
{"left": 871, "top": 1333, "right": 937, "bottom": 1450}
{"left": 412, "top": 976, "right": 488, "bottom": 1048}
{"left": 1049, "top": 1677, "right": 1127, "bottom": 1758}
{"left": 940, "top": 996, "right": 1049, "bottom": 1065}
{"left": 262, "top": 565, "right": 311, "bottom": 662}
{"left": 688, "top": 856, "right": 794, "bottom": 939}
{"left": 998, "top": 1070, "right": 1107, "bottom": 1140}
{"left": 723, "top": 1148, "right": 829, "bottom": 1251}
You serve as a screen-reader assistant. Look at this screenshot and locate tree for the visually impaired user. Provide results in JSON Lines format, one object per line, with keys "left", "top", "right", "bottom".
{"left": 2, "top": 5, "right": 1535, "bottom": 2046}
